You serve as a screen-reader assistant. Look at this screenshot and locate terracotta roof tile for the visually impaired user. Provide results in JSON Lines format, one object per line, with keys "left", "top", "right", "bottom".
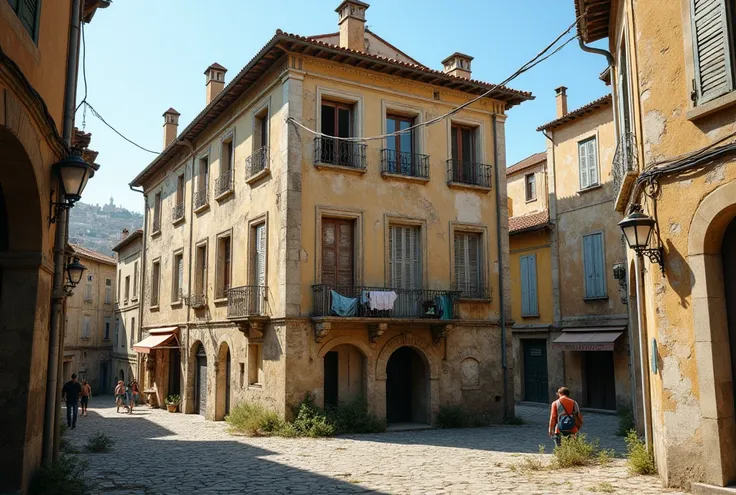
{"left": 509, "top": 210, "right": 550, "bottom": 234}
{"left": 71, "top": 244, "right": 116, "bottom": 265}
{"left": 507, "top": 151, "right": 546, "bottom": 176}
{"left": 537, "top": 94, "right": 612, "bottom": 131}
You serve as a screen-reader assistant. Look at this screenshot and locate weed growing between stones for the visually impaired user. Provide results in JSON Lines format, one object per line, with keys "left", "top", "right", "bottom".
{"left": 625, "top": 430, "right": 656, "bottom": 475}
{"left": 85, "top": 431, "right": 115, "bottom": 453}
{"left": 28, "top": 454, "right": 95, "bottom": 495}
{"left": 552, "top": 433, "right": 600, "bottom": 468}
{"left": 616, "top": 408, "right": 635, "bottom": 436}
{"left": 587, "top": 481, "right": 616, "bottom": 493}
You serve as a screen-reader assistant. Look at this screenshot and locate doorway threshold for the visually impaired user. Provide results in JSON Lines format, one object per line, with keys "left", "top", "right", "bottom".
{"left": 386, "top": 423, "right": 433, "bottom": 432}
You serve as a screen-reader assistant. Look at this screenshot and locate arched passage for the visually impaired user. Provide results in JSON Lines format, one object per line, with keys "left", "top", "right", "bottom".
{"left": 386, "top": 346, "right": 429, "bottom": 424}
{"left": 215, "top": 342, "right": 231, "bottom": 420}
{"left": 323, "top": 343, "right": 367, "bottom": 409}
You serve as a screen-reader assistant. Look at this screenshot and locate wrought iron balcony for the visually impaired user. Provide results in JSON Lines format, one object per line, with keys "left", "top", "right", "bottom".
{"left": 188, "top": 294, "right": 207, "bottom": 309}
{"left": 380, "top": 149, "right": 430, "bottom": 179}
{"left": 227, "top": 285, "right": 267, "bottom": 319}
{"left": 193, "top": 186, "right": 209, "bottom": 210}
{"left": 314, "top": 137, "right": 367, "bottom": 170}
{"left": 172, "top": 201, "right": 184, "bottom": 222}
{"left": 612, "top": 132, "right": 639, "bottom": 204}
{"left": 447, "top": 160, "right": 492, "bottom": 188}
{"left": 215, "top": 170, "right": 233, "bottom": 197}
{"left": 452, "top": 282, "right": 491, "bottom": 300}
{"left": 312, "top": 285, "right": 460, "bottom": 319}
{"left": 246, "top": 146, "right": 269, "bottom": 179}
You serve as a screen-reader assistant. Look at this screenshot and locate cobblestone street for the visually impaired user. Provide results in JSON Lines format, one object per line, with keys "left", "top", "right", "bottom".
{"left": 63, "top": 400, "right": 686, "bottom": 494}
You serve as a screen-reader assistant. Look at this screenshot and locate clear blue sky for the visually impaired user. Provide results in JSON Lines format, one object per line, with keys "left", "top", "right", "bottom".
{"left": 78, "top": 0, "right": 610, "bottom": 213}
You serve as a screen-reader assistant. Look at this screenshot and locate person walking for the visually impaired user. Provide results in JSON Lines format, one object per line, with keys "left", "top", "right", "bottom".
{"left": 548, "top": 386, "right": 583, "bottom": 446}
{"left": 80, "top": 379, "right": 92, "bottom": 416}
{"left": 115, "top": 380, "right": 129, "bottom": 413}
{"left": 61, "top": 373, "right": 82, "bottom": 429}
{"left": 130, "top": 380, "right": 140, "bottom": 410}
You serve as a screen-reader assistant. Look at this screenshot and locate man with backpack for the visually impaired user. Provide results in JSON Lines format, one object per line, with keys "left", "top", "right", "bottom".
{"left": 548, "top": 386, "right": 583, "bottom": 446}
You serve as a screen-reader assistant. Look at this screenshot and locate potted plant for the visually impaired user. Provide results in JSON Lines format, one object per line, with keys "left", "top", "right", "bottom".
{"left": 165, "top": 394, "right": 180, "bottom": 413}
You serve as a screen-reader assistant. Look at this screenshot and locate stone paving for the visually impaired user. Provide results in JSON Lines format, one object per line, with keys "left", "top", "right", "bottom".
{"left": 63, "top": 399, "right": 687, "bottom": 494}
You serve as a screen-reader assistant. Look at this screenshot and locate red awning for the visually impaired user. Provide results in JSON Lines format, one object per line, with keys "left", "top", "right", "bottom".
{"left": 552, "top": 331, "right": 623, "bottom": 351}
{"left": 133, "top": 329, "right": 178, "bottom": 354}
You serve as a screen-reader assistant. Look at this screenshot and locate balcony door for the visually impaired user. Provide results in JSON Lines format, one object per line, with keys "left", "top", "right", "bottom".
{"left": 451, "top": 124, "right": 476, "bottom": 182}
{"left": 389, "top": 225, "right": 421, "bottom": 290}
{"left": 321, "top": 101, "right": 353, "bottom": 165}
{"left": 386, "top": 115, "right": 414, "bottom": 175}
{"left": 321, "top": 218, "right": 354, "bottom": 287}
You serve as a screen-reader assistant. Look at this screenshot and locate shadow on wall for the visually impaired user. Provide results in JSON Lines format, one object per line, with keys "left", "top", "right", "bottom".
{"left": 665, "top": 238, "right": 692, "bottom": 309}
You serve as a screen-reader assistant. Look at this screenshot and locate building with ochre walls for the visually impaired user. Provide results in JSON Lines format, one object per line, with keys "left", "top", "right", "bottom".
{"left": 130, "top": 1, "right": 533, "bottom": 425}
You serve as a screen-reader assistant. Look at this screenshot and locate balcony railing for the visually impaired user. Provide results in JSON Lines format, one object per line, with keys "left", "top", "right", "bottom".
{"left": 227, "top": 285, "right": 267, "bottom": 319}
{"left": 314, "top": 137, "right": 367, "bottom": 169}
{"left": 446, "top": 160, "right": 492, "bottom": 188}
{"left": 193, "top": 186, "right": 208, "bottom": 210}
{"left": 172, "top": 201, "right": 184, "bottom": 222}
{"left": 312, "top": 285, "right": 460, "bottom": 319}
{"left": 452, "top": 282, "right": 490, "bottom": 300}
{"left": 246, "top": 146, "right": 269, "bottom": 179}
{"left": 188, "top": 294, "right": 207, "bottom": 309}
{"left": 215, "top": 170, "right": 233, "bottom": 197}
{"left": 612, "top": 132, "right": 638, "bottom": 199}
{"left": 381, "top": 149, "right": 430, "bottom": 179}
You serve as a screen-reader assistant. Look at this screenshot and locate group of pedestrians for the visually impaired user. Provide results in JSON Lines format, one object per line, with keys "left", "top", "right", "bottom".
{"left": 60, "top": 373, "right": 141, "bottom": 428}
{"left": 114, "top": 379, "right": 140, "bottom": 414}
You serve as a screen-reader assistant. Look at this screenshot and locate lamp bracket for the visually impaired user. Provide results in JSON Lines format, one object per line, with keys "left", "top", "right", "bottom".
{"left": 637, "top": 247, "right": 664, "bottom": 274}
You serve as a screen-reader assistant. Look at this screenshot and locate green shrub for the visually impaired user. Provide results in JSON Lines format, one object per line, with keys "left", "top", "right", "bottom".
{"left": 59, "top": 437, "right": 79, "bottom": 454}
{"left": 290, "top": 395, "right": 335, "bottom": 438}
{"left": 28, "top": 455, "right": 95, "bottom": 495}
{"left": 326, "top": 398, "right": 386, "bottom": 434}
{"left": 587, "top": 482, "right": 616, "bottom": 493}
{"left": 85, "top": 432, "right": 114, "bottom": 453}
{"left": 226, "top": 402, "right": 284, "bottom": 436}
{"left": 436, "top": 405, "right": 469, "bottom": 428}
{"left": 616, "top": 408, "right": 636, "bottom": 436}
{"left": 553, "top": 433, "right": 598, "bottom": 468}
{"left": 625, "top": 430, "right": 656, "bottom": 475}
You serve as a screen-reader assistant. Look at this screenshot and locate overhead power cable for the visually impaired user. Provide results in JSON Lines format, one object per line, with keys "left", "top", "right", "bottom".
{"left": 81, "top": 101, "right": 160, "bottom": 155}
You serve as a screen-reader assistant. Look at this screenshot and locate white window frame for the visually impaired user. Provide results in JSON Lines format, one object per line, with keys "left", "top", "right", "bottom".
{"left": 578, "top": 136, "right": 600, "bottom": 190}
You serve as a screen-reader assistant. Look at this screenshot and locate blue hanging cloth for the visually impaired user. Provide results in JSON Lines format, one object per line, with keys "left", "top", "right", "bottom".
{"left": 331, "top": 290, "right": 358, "bottom": 317}
{"left": 435, "top": 294, "right": 454, "bottom": 320}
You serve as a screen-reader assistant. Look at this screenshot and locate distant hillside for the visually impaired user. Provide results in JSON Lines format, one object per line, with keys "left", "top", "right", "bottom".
{"left": 69, "top": 199, "right": 143, "bottom": 256}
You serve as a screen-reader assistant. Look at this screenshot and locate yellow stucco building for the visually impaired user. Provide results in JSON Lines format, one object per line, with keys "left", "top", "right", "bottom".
{"left": 574, "top": 0, "right": 736, "bottom": 490}
{"left": 131, "top": 1, "right": 533, "bottom": 425}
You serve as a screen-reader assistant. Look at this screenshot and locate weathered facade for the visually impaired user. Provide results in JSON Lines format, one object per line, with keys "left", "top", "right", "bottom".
{"left": 111, "top": 229, "right": 143, "bottom": 391}
{"left": 574, "top": 0, "right": 736, "bottom": 490}
{"left": 132, "top": 1, "right": 532, "bottom": 424}
{"left": 0, "top": 0, "right": 107, "bottom": 491}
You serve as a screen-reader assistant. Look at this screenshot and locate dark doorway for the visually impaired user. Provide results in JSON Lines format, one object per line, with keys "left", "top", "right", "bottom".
{"left": 119, "top": 369, "right": 124, "bottom": 382}
{"left": 324, "top": 351, "right": 339, "bottom": 408}
{"left": 584, "top": 351, "right": 616, "bottom": 410}
{"left": 195, "top": 345, "right": 207, "bottom": 416}
{"left": 100, "top": 363, "right": 108, "bottom": 394}
{"left": 386, "top": 346, "right": 428, "bottom": 424}
{"left": 169, "top": 348, "right": 181, "bottom": 396}
{"left": 523, "top": 339, "right": 549, "bottom": 403}
{"left": 722, "top": 218, "right": 736, "bottom": 416}
{"left": 225, "top": 349, "right": 231, "bottom": 417}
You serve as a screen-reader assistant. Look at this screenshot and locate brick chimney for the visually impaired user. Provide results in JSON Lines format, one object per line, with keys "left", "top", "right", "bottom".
{"left": 555, "top": 86, "right": 568, "bottom": 118}
{"left": 162, "top": 108, "right": 180, "bottom": 149}
{"left": 442, "top": 52, "right": 473, "bottom": 79}
{"left": 336, "top": 0, "right": 369, "bottom": 51}
{"left": 121, "top": 228, "right": 129, "bottom": 240}
{"left": 205, "top": 63, "right": 227, "bottom": 105}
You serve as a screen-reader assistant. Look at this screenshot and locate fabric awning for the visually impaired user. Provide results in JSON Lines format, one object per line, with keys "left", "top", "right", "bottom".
{"left": 133, "top": 332, "right": 176, "bottom": 354}
{"left": 552, "top": 331, "right": 623, "bottom": 351}
{"left": 149, "top": 326, "right": 179, "bottom": 335}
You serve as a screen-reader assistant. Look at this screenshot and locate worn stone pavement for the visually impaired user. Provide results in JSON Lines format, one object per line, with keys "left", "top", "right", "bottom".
{"left": 63, "top": 399, "right": 686, "bottom": 494}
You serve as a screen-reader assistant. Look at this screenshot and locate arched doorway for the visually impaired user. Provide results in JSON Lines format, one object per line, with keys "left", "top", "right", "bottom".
{"left": 215, "top": 342, "right": 231, "bottom": 420}
{"left": 195, "top": 344, "right": 207, "bottom": 416}
{"left": 386, "top": 346, "right": 428, "bottom": 424}
{"left": 119, "top": 369, "right": 125, "bottom": 382}
{"left": 323, "top": 344, "right": 366, "bottom": 408}
{"left": 722, "top": 218, "right": 736, "bottom": 417}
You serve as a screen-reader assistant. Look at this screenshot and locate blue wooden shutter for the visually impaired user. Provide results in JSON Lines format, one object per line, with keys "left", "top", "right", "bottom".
{"left": 520, "top": 255, "right": 538, "bottom": 316}
{"left": 691, "top": 0, "right": 734, "bottom": 104}
{"left": 584, "top": 234, "right": 606, "bottom": 298}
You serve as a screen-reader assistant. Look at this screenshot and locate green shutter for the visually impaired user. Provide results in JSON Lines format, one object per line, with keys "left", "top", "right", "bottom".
{"left": 521, "top": 254, "right": 538, "bottom": 316}
{"left": 691, "top": 0, "right": 734, "bottom": 104}
{"left": 583, "top": 234, "right": 606, "bottom": 298}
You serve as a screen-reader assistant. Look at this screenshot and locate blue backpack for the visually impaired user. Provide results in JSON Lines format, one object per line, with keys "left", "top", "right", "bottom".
{"left": 557, "top": 400, "right": 576, "bottom": 433}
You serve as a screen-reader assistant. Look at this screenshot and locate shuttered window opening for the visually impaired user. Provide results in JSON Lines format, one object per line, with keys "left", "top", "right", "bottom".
{"left": 454, "top": 232, "right": 483, "bottom": 298}
{"left": 8, "top": 0, "right": 40, "bottom": 41}
{"left": 151, "top": 261, "right": 161, "bottom": 306}
{"left": 578, "top": 137, "right": 599, "bottom": 189}
{"left": 253, "top": 223, "right": 267, "bottom": 313}
{"left": 82, "top": 315, "right": 91, "bottom": 339}
{"left": 390, "top": 225, "right": 421, "bottom": 290}
{"left": 583, "top": 233, "right": 607, "bottom": 299}
{"left": 691, "top": 0, "right": 735, "bottom": 104}
{"left": 216, "top": 236, "right": 232, "bottom": 300}
{"left": 520, "top": 254, "right": 539, "bottom": 317}
{"left": 173, "top": 253, "right": 184, "bottom": 302}
{"left": 321, "top": 218, "right": 355, "bottom": 287}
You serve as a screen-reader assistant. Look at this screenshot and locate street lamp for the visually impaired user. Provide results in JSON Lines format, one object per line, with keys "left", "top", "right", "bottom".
{"left": 50, "top": 152, "right": 96, "bottom": 223}
{"left": 618, "top": 204, "right": 664, "bottom": 273}
{"left": 65, "top": 257, "right": 86, "bottom": 288}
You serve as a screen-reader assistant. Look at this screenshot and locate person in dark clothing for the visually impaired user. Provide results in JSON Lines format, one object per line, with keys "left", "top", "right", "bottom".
{"left": 61, "top": 373, "right": 82, "bottom": 428}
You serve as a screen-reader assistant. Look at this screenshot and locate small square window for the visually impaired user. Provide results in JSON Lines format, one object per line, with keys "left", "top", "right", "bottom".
{"left": 525, "top": 173, "right": 536, "bottom": 201}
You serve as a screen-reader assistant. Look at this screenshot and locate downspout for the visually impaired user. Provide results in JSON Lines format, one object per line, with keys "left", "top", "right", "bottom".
{"left": 43, "top": 0, "right": 82, "bottom": 465}
{"left": 179, "top": 139, "right": 195, "bottom": 413}
{"left": 492, "top": 114, "right": 509, "bottom": 417}
{"left": 578, "top": 37, "right": 614, "bottom": 67}
{"left": 634, "top": 254, "right": 652, "bottom": 449}
{"left": 129, "top": 184, "right": 146, "bottom": 398}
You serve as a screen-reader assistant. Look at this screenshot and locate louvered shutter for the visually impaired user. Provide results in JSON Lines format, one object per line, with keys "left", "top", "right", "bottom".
{"left": 391, "top": 226, "right": 402, "bottom": 288}
{"left": 454, "top": 234, "right": 466, "bottom": 292}
{"left": 528, "top": 255, "right": 538, "bottom": 315}
{"left": 322, "top": 220, "right": 337, "bottom": 286}
{"left": 337, "top": 222, "right": 354, "bottom": 287}
{"left": 177, "top": 256, "right": 184, "bottom": 298}
{"left": 467, "top": 234, "right": 480, "bottom": 296}
{"left": 256, "top": 224, "right": 266, "bottom": 287}
{"left": 691, "top": 0, "right": 734, "bottom": 104}
{"left": 17, "top": 0, "right": 39, "bottom": 39}
{"left": 322, "top": 219, "right": 353, "bottom": 287}
{"left": 408, "top": 227, "right": 421, "bottom": 289}
{"left": 584, "top": 234, "right": 606, "bottom": 298}
{"left": 579, "top": 141, "right": 589, "bottom": 188}
{"left": 390, "top": 226, "right": 420, "bottom": 289}
{"left": 587, "top": 139, "right": 599, "bottom": 185}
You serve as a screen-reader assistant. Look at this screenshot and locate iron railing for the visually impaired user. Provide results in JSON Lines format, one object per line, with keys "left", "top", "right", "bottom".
{"left": 381, "top": 149, "right": 430, "bottom": 178}
{"left": 215, "top": 170, "right": 233, "bottom": 196}
{"left": 246, "top": 146, "right": 269, "bottom": 179}
{"left": 446, "top": 160, "right": 492, "bottom": 188}
{"left": 314, "top": 137, "right": 367, "bottom": 169}
{"left": 312, "top": 285, "right": 460, "bottom": 319}
{"left": 188, "top": 294, "right": 207, "bottom": 309}
{"left": 452, "top": 282, "right": 490, "bottom": 300}
{"left": 194, "top": 186, "right": 209, "bottom": 210}
{"left": 612, "top": 132, "right": 638, "bottom": 196}
{"left": 227, "top": 285, "right": 267, "bottom": 318}
{"left": 152, "top": 215, "right": 161, "bottom": 234}
{"left": 172, "top": 201, "right": 184, "bottom": 222}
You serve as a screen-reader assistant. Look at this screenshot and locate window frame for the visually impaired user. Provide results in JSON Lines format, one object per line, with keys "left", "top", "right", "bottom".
{"left": 7, "top": 0, "right": 42, "bottom": 43}
{"left": 525, "top": 173, "right": 537, "bottom": 202}
{"left": 384, "top": 215, "right": 427, "bottom": 290}
{"left": 248, "top": 214, "right": 268, "bottom": 289}
{"left": 449, "top": 222, "right": 489, "bottom": 301}
{"left": 151, "top": 258, "right": 161, "bottom": 308}
{"left": 194, "top": 238, "right": 209, "bottom": 298}
{"left": 215, "top": 230, "right": 233, "bottom": 302}
{"left": 578, "top": 136, "right": 600, "bottom": 190}
{"left": 315, "top": 206, "right": 364, "bottom": 286}
{"left": 132, "top": 261, "right": 139, "bottom": 301}
{"left": 124, "top": 275, "right": 130, "bottom": 303}
{"left": 247, "top": 343, "right": 264, "bottom": 388}
{"left": 171, "top": 249, "right": 184, "bottom": 306}
{"left": 104, "top": 277, "right": 113, "bottom": 304}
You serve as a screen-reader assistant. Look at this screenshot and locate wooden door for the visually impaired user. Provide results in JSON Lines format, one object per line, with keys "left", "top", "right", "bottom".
{"left": 523, "top": 340, "right": 549, "bottom": 403}
{"left": 196, "top": 345, "right": 207, "bottom": 416}
{"left": 321, "top": 219, "right": 354, "bottom": 287}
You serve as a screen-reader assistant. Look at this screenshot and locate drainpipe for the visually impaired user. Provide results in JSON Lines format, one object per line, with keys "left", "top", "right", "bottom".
{"left": 492, "top": 114, "right": 509, "bottom": 417}
{"left": 634, "top": 254, "right": 652, "bottom": 449}
{"left": 578, "top": 37, "right": 614, "bottom": 67}
{"left": 43, "top": 0, "right": 82, "bottom": 465}
{"left": 129, "top": 185, "right": 146, "bottom": 398}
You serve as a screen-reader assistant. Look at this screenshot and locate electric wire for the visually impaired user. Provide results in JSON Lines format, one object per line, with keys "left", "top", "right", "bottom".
{"left": 81, "top": 101, "right": 160, "bottom": 154}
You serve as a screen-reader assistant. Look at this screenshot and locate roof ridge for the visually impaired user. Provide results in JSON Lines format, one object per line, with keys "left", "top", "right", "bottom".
{"left": 537, "top": 94, "right": 612, "bottom": 131}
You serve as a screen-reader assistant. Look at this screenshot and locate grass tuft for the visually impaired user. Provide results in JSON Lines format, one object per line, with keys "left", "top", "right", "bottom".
{"left": 625, "top": 430, "right": 656, "bottom": 475}
{"left": 587, "top": 481, "right": 616, "bottom": 493}
{"left": 616, "top": 408, "right": 636, "bottom": 436}
{"left": 84, "top": 432, "right": 115, "bottom": 453}
{"left": 28, "top": 454, "right": 95, "bottom": 495}
{"left": 552, "top": 433, "right": 599, "bottom": 468}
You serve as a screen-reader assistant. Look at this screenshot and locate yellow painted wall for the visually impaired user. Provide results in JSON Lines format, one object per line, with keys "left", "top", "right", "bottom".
{"left": 509, "top": 229, "right": 553, "bottom": 325}
{"left": 506, "top": 163, "right": 547, "bottom": 217}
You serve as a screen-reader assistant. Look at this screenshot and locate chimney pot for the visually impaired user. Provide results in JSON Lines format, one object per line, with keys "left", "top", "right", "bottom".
{"left": 121, "top": 228, "right": 129, "bottom": 239}
{"left": 442, "top": 52, "right": 473, "bottom": 79}
{"left": 162, "top": 108, "right": 180, "bottom": 149}
{"left": 336, "top": 0, "right": 369, "bottom": 51}
{"left": 205, "top": 63, "right": 227, "bottom": 105}
{"left": 555, "top": 86, "right": 568, "bottom": 118}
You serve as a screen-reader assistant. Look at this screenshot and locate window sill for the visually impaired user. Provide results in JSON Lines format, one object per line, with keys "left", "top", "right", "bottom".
{"left": 687, "top": 90, "right": 736, "bottom": 121}
{"left": 525, "top": 197, "right": 537, "bottom": 203}
{"left": 314, "top": 162, "right": 367, "bottom": 175}
{"left": 215, "top": 188, "right": 234, "bottom": 202}
{"left": 194, "top": 203, "right": 210, "bottom": 215}
{"left": 578, "top": 183, "right": 602, "bottom": 194}
{"left": 457, "top": 296, "right": 492, "bottom": 303}
{"left": 447, "top": 181, "right": 491, "bottom": 193}
{"left": 131, "top": 297, "right": 138, "bottom": 303}
{"left": 213, "top": 297, "right": 228, "bottom": 306}
{"left": 380, "top": 172, "right": 430, "bottom": 184}
{"left": 521, "top": 314, "right": 540, "bottom": 319}
{"left": 246, "top": 168, "right": 271, "bottom": 185}
{"left": 583, "top": 296, "right": 608, "bottom": 302}
{"left": 248, "top": 384, "right": 263, "bottom": 390}
{"left": 172, "top": 216, "right": 185, "bottom": 226}
{"left": 170, "top": 301, "right": 183, "bottom": 308}
{"left": 150, "top": 305, "right": 160, "bottom": 311}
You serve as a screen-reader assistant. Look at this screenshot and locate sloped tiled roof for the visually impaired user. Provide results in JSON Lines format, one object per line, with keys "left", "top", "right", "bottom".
{"left": 537, "top": 94, "right": 612, "bottom": 131}
{"left": 507, "top": 152, "right": 546, "bottom": 176}
{"left": 111, "top": 229, "right": 143, "bottom": 253}
{"left": 509, "top": 210, "right": 550, "bottom": 234}
{"left": 71, "top": 244, "right": 116, "bottom": 265}
{"left": 308, "top": 29, "right": 427, "bottom": 68}
{"left": 574, "top": 0, "right": 612, "bottom": 43}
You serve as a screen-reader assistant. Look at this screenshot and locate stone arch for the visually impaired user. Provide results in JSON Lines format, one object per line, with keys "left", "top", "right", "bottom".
{"left": 318, "top": 336, "right": 373, "bottom": 360}
{"left": 214, "top": 340, "right": 232, "bottom": 421}
{"left": 375, "top": 333, "right": 439, "bottom": 380}
{"left": 687, "top": 180, "right": 736, "bottom": 487}
{"left": 317, "top": 336, "right": 373, "bottom": 410}
{"left": 185, "top": 340, "right": 206, "bottom": 414}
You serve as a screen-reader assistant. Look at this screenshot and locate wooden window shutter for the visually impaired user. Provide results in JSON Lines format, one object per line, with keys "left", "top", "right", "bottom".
{"left": 583, "top": 234, "right": 606, "bottom": 298}
{"left": 579, "top": 141, "right": 589, "bottom": 188}
{"left": 337, "top": 221, "right": 354, "bottom": 287}
{"left": 467, "top": 233, "right": 480, "bottom": 295}
{"left": 691, "top": 0, "right": 734, "bottom": 104}
{"left": 321, "top": 219, "right": 353, "bottom": 287}
{"left": 408, "top": 226, "right": 421, "bottom": 289}
{"left": 391, "top": 226, "right": 403, "bottom": 288}
{"left": 322, "top": 220, "right": 337, "bottom": 286}
{"left": 587, "top": 139, "right": 599, "bottom": 185}
{"left": 256, "top": 224, "right": 266, "bottom": 287}
{"left": 528, "top": 255, "right": 538, "bottom": 315}
{"left": 177, "top": 255, "right": 184, "bottom": 296}
{"left": 390, "top": 225, "right": 420, "bottom": 289}
{"left": 454, "top": 234, "right": 466, "bottom": 291}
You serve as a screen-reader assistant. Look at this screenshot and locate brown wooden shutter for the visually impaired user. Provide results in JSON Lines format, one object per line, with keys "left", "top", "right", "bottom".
{"left": 337, "top": 221, "right": 354, "bottom": 286}
{"left": 691, "top": 0, "right": 734, "bottom": 104}
{"left": 321, "top": 219, "right": 354, "bottom": 287}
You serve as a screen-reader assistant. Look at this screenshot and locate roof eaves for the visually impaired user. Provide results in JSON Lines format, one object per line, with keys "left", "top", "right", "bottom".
{"left": 110, "top": 229, "right": 144, "bottom": 253}
{"left": 536, "top": 94, "right": 612, "bottom": 131}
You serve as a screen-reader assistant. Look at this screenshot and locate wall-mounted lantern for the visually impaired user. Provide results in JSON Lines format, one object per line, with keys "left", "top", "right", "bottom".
{"left": 618, "top": 204, "right": 664, "bottom": 273}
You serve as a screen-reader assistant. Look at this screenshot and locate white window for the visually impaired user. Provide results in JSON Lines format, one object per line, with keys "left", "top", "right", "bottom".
{"left": 172, "top": 252, "right": 184, "bottom": 302}
{"left": 578, "top": 137, "right": 599, "bottom": 189}
{"left": 389, "top": 225, "right": 421, "bottom": 289}
{"left": 84, "top": 274, "right": 93, "bottom": 302}
{"left": 583, "top": 233, "right": 606, "bottom": 299}
{"left": 454, "top": 232, "right": 483, "bottom": 298}
{"left": 82, "top": 315, "right": 91, "bottom": 339}
{"left": 105, "top": 278, "right": 112, "bottom": 304}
